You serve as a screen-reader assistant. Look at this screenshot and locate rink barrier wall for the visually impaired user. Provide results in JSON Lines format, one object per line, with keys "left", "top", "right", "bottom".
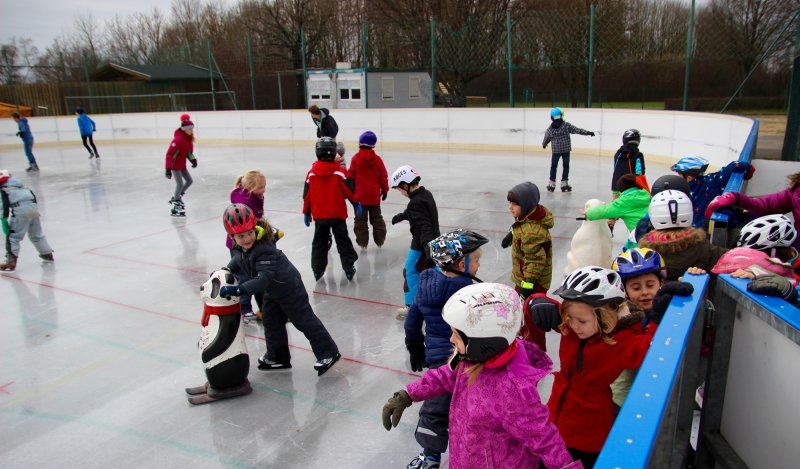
{"left": 1, "top": 108, "right": 755, "bottom": 169}
{"left": 597, "top": 273, "right": 800, "bottom": 469}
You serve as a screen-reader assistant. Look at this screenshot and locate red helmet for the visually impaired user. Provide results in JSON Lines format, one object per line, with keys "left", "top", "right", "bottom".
{"left": 223, "top": 204, "right": 256, "bottom": 235}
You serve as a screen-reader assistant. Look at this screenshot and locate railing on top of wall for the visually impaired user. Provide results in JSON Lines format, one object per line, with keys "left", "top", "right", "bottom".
{"left": 708, "top": 118, "right": 759, "bottom": 248}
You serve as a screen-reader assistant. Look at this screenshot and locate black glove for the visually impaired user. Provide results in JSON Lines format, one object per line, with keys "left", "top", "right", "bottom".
{"left": 501, "top": 231, "right": 513, "bottom": 249}
{"left": 405, "top": 337, "right": 426, "bottom": 372}
{"left": 649, "top": 281, "right": 694, "bottom": 324}
{"left": 748, "top": 275, "right": 798, "bottom": 304}
{"left": 589, "top": 131, "right": 596, "bottom": 137}
{"left": 518, "top": 288, "right": 534, "bottom": 301}
{"left": 525, "top": 295, "right": 562, "bottom": 332}
{"left": 16, "top": 131, "right": 22, "bottom": 138}
{"left": 391, "top": 213, "right": 404, "bottom": 225}
{"left": 381, "top": 192, "right": 387, "bottom": 201}
{"left": 382, "top": 389, "right": 412, "bottom": 431}
{"left": 165, "top": 169, "right": 172, "bottom": 179}
{"left": 542, "top": 143, "right": 547, "bottom": 149}
{"left": 190, "top": 158, "right": 198, "bottom": 168}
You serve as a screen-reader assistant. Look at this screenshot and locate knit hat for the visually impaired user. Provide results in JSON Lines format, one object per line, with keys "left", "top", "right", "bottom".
{"left": 181, "top": 118, "right": 194, "bottom": 131}
{"left": 180, "top": 113, "right": 191, "bottom": 121}
{"left": 509, "top": 182, "right": 540, "bottom": 216}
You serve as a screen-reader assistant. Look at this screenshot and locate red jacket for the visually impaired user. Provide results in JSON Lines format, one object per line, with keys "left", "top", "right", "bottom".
{"left": 349, "top": 148, "right": 389, "bottom": 206}
{"left": 548, "top": 322, "right": 656, "bottom": 452}
{"left": 165, "top": 129, "right": 194, "bottom": 170}
{"left": 302, "top": 160, "right": 358, "bottom": 220}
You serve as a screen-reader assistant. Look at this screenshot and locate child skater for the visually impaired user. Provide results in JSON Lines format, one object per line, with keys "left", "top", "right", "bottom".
{"left": 611, "top": 129, "right": 647, "bottom": 197}
{"left": 390, "top": 164, "right": 440, "bottom": 319}
{"left": 610, "top": 248, "right": 666, "bottom": 413}
{"left": 542, "top": 107, "right": 595, "bottom": 193}
{"left": 0, "top": 169, "right": 55, "bottom": 271}
{"left": 348, "top": 131, "right": 389, "bottom": 250}
{"left": 226, "top": 170, "right": 267, "bottom": 322}
{"left": 403, "top": 229, "right": 488, "bottom": 469}
{"left": 383, "top": 282, "right": 582, "bottom": 469}
{"left": 164, "top": 114, "right": 198, "bottom": 217}
{"left": 581, "top": 174, "right": 651, "bottom": 249}
{"left": 303, "top": 137, "right": 361, "bottom": 282}
{"left": 548, "top": 266, "right": 692, "bottom": 468}
{"left": 220, "top": 204, "right": 341, "bottom": 375}
{"left": 75, "top": 107, "right": 99, "bottom": 158}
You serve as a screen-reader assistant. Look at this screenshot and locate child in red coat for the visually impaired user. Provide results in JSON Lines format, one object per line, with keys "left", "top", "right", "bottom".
{"left": 165, "top": 114, "right": 198, "bottom": 216}
{"left": 348, "top": 131, "right": 389, "bottom": 250}
{"left": 547, "top": 266, "right": 692, "bottom": 468}
{"left": 303, "top": 137, "right": 361, "bottom": 282}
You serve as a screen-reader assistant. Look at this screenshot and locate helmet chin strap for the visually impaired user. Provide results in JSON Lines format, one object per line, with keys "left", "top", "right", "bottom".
{"left": 441, "top": 255, "right": 484, "bottom": 283}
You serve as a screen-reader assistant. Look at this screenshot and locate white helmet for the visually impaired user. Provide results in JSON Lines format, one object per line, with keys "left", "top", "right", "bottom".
{"left": 390, "top": 165, "right": 420, "bottom": 188}
{"left": 737, "top": 214, "right": 797, "bottom": 250}
{"left": 649, "top": 189, "right": 693, "bottom": 229}
{"left": 553, "top": 266, "right": 625, "bottom": 307}
{"left": 442, "top": 283, "right": 522, "bottom": 363}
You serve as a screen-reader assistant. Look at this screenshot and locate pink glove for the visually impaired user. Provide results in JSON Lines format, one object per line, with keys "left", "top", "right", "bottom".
{"left": 704, "top": 192, "right": 738, "bottom": 219}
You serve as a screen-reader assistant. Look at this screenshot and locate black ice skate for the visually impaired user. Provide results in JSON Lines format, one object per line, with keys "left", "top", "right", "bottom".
{"left": 171, "top": 200, "right": 186, "bottom": 217}
{"left": 257, "top": 353, "right": 292, "bottom": 370}
{"left": 314, "top": 353, "right": 341, "bottom": 376}
{"left": 546, "top": 180, "right": 556, "bottom": 192}
{"left": 560, "top": 180, "right": 572, "bottom": 192}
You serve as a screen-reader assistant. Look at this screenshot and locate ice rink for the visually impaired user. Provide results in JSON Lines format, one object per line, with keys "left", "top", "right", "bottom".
{"left": 0, "top": 137, "right": 674, "bottom": 468}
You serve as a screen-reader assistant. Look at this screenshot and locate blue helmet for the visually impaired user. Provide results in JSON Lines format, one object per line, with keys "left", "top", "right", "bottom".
{"left": 671, "top": 156, "right": 709, "bottom": 176}
{"left": 358, "top": 131, "right": 377, "bottom": 148}
{"left": 612, "top": 248, "right": 665, "bottom": 279}
{"left": 550, "top": 107, "right": 563, "bottom": 119}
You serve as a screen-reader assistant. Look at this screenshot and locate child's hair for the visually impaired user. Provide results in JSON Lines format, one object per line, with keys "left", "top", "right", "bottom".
{"left": 558, "top": 299, "right": 627, "bottom": 345}
{"left": 788, "top": 171, "right": 800, "bottom": 189}
{"left": 616, "top": 174, "right": 642, "bottom": 193}
{"left": 234, "top": 170, "right": 266, "bottom": 194}
{"left": 308, "top": 104, "right": 320, "bottom": 114}
{"left": 506, "top": 191, "right": 519, "bottom": 205}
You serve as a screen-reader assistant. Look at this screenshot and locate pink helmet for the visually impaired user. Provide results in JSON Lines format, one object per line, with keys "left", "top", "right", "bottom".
{"left": 711, "top": 247, "right": 768, "bottom": 274}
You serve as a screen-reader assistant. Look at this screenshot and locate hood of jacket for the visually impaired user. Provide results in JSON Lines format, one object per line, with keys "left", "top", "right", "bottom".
{"left": 310, "top": 160, "right": 345, "bottom": 177}
{"left": 510, "top": 181, "right": 541, "bottom": 216}
{"left": 516, "top": 204, "right": 554, "bottom": 228}
{"left": 514, "top": 338, "right": 553, "bottom": 383}
{"left": 353, "top": 148, "right": 380, "bottom": 168}
{"left": 638, "top": 227, "right": 707, "bottom": 255}
{"left": 612, "top": 300, "right": 646, "bottom": 334}
{"left": 1, "top": 176, "right": 24, "bottom": 189}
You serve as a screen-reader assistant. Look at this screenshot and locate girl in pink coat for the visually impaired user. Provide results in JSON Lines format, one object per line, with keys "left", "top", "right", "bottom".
{"left": 382, "top": 282, "right": 581, "bottom": 469}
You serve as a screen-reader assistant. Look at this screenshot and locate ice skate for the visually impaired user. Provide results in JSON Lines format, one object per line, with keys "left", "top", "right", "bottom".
{"left": 257, "top": 353, "right": 292, "bottom": 370}
{"left": 546, "top": 180, "right": 556, "bottom": 192}
{"left": 171, "top": 200, "right": 186, "bottom": 217}
{"left": 88, "top": 152, "right": 95, "bottom": 159}
{"left": 0, "top": 255, "right": 17, "bottom": 272}
{"left": 344, "top": 267, "right": 356, "bottom": 281}
{"left": 25, "top": 164, "right": 39, "bottom": 172}
{"left": 241, "top": 311, "right": 257, "bottom": 323}
{"left": 314, "top": 353, "right": 341, "bottom": 376}
{"left": 407, "top": 451, "right": 441, "bottom": 469}
{"left": 560, "top": 180, "right": 572, "bottom": 192}
{"left": 39, "top": 252, "right": 55, "bottom": 262}
{"left": 313, "top": 271, "right": 324, "bottom": 281}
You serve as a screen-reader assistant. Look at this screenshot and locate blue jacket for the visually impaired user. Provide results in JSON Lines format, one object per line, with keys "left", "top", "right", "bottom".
{"left": 688, "top": 161, "right": 751, "bottom": 228}
{"left": 77, "top": 114, "right": 96, "bottom": 136}
{"left": 16, "top": 117, "right": 33, "bottom": 141}
{"left": 405, "top": 268, "right": 473, "bottom": 365}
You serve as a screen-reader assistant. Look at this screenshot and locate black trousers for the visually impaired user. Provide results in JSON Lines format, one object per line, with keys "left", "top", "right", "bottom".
{"left": 81, "top": 134, "right": 98, "bottom": 155}
{"left": 311, "top": 218, "right": 358, "bottom": 273}
{"left": 414, "top": 361, "right": 450, "bottom": 454}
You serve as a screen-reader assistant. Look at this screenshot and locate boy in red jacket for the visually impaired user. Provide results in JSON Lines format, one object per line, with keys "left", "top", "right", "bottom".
{"left": 348, "top": 131, "right": 389, "bottom": 250}
{"left": 303, "top": 137, "right": 361, "bottom": 282}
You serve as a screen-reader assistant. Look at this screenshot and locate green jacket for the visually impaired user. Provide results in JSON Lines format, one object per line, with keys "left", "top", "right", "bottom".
{"left": 511, "top": 205, "right": 554, "bottom": 290}
{"left": 585, "top": 188, "right": 651, "bottom": 249}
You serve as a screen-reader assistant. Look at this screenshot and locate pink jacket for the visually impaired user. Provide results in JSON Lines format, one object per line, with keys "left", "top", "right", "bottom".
{"left": 165, "top": 129, "right": 193, "bottom": 171}
{"left": 406, "top": 339, "right": 578, "bottom": 469}
{"left": 733, "top": 184, "right": 800, "bottom": 250}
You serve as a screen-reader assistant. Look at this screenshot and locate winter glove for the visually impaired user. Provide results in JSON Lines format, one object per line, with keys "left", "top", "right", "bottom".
{"left": 748, "top": 275, "right": 798, "bottom": 305}
{"left": 704, "top": 192, "right": 738, "bottom": 219}
{"left": 190, "top": 158, "right": 198, "bottom": 168}
{"left": 501, "top": 231, "right": 513, "bottom": 249}
{"left": 517, "top": 281, "right": 535, "bottom": 302}
{"left": 165, "top": 169, "right": 172, "bottom": 179}
{"left": 303, "top": 213, "right": 312, "bottom": 227}
{"left": 391, "top": 213, "right": 405, "bottom": 225}
{"left": 589, "top": 131, "right": 596, "bottom": 137}
{"left": 16, "top": 131, "right": 22, "bottom": 138}
{"left": 382, "top": 389, "right": 413, "bottom": 431}
{"left": 354, "top": 202, "right": 363, "bottom": 218}
{"left": 1, "top": 218, "right": 8, "bottom": 236}
{"left": 525, "top": 294, "right": 562, "bottom": 332}
{"left": 381, "top": 192, "right": 387, "bottom": 201}
{"left": 649, "top": 281, "right": 694, "bottom": 325}
{"left": 542, "top": 143, "right": 547, "bottom": 149}
{"left": 219, "top": 285, "right": 241, "bottom": 298}
{"left": 405, "top": 338, "right": 426, "bottom": 372}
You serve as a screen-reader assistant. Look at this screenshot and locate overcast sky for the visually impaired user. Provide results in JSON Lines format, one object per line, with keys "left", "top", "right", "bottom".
{"left": 2, "top": 0, "right": 709, "bottom": 54}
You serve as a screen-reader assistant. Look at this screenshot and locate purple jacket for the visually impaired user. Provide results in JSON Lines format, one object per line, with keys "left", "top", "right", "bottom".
{"left": 733, "top": 184, "right": 800, "bottom": 250}
{"left": 225, "top": 187, "right": 265, "bottom": 249}
{"left": 406, "top": 339, "right": 578, "bottom": 469}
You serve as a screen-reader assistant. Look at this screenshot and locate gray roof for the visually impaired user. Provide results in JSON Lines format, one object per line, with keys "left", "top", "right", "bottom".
{"left": 95, "top": 63, "right": 222, "bottom": 81}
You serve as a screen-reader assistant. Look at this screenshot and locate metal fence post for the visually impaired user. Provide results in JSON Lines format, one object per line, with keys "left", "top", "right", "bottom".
{"left": 363, "top": 20, "right": 369, "bottom": 109}
{"left": 430, "top": 17, "right": 436, "bottom": 106}
{"left": 83, "top": 50, "right": 93, "bottom": 112}
{"left": 208, "top": 39, "right": 216, "bottom": 111}
{"left": 507, "top": 11, "right": 514, "bottom": 108}
{"left": 247, "top": 32, "right": 256, "bottom": 110}
{"left": 587, "top": 3, "right": 595, "bottom": 108}
{"left": 781, "top": 13, "right": 800, "bottom": 161}
{"left": 682, "top": 0, "right": 696, "bottom": 111}
{"left": 302, "top": 27, "right": 308, "bottom": 109}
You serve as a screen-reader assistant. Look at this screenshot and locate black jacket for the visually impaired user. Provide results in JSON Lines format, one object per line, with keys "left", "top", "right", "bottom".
{"left": 314, "top": 108, "right": 339, "bottom": 139}
{"left": 396, "top": 186, "right": 440, "bottom": 250}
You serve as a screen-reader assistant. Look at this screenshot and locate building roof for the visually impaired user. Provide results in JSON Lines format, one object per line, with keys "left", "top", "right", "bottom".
{"left": 91, "top": 63, "right": 222, "bottom": 81}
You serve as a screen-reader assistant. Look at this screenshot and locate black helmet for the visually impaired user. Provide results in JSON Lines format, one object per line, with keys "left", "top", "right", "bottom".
{"left": 315, "top": 137, "right": 337, "bottom": 161}
{"left": 650, "top": 174, "right": 691, "bottom": 197}
{"left": 622, "top": 129, "right": 640, "bottom": 146}
{"left": 428, "top": 229, "right": 488, "bottom": 267}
